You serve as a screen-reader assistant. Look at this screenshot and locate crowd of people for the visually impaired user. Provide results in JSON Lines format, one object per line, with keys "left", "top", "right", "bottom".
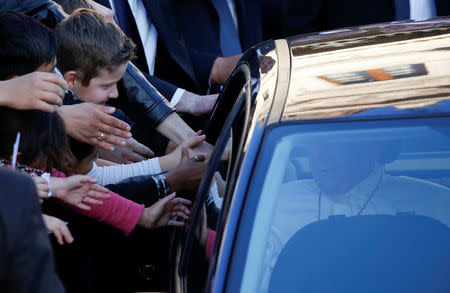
{"left": 0, "top": 0, "right": 448, "bottom": 292}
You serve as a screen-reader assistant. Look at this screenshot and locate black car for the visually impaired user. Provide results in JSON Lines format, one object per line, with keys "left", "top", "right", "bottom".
{"left": 171, "top": 18, "right": 450, "bottom": 293}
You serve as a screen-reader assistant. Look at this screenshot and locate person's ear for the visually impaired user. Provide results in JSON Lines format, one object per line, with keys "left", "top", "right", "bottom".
{"left": 63, "top": 71, "right": 80, "bottom": 89}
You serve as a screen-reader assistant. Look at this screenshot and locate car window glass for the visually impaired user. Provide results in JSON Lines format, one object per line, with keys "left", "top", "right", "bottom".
{"left": 238, "top": 117, "right": 450, "bottom": 293}
{"left": 183, "top": 130, "right": 233, "bottom": 292}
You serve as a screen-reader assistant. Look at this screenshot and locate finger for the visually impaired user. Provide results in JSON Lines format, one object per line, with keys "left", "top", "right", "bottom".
{"left": 79, "top": 176, "right": 98, "bottom": 185}
{"left": 133, "top": 142, "right": 153, "bottom": 158}
{"left": 39, "top": 72, "right": 69, "bottom": 90}
{"left": 165, "top": 192, "right": 177, "bottom": 201}
{"left": 196, "top": 130, "right": 203, "bottom": 136}
{"left": 95, "top": 105, "right": 132, "bottom": 133}
{"left": 97, "top": 127, "right": 130, "bottom": 146}
{"left": 93, "top": 131, "right": 126, "bottom": 148}
{"left": 193, "top": 153, "right": 206, "bottom": 162}
{"left": 167, "top": 220, "right": 186, "bottom": 227}
{"left": 180, "top": 147, "right": 189, "bottom": 163}
{"left": 83, "top": 197, "right": 103, "bottom": 206}
{"left": 60, "top": 224, "right": 74, "bottom": 244}
{"left": 76, "top": 203, "right": 92, "bottom": 211}
{"left": 92, "top": 184, "right": 110, "bottom": 194}
{"left": 172, "top": 211, "right": 190, "bottom": 220}
{"left": 35, "top": 100, "right": 59, "bottom": 113}
{"left": 89, "top": 137, "right": 117, "bottom": 152}
{"left": 53, "top": 228, "right": 64, "bottom": 245}
{"left": 127, "top": 152, "right": 147, "bottom": 163}
{"left": 174, "top": 204, "right": 191, "bottom": 215}
{"left": 173, "top": 209, "right": 190, "bottom": 220}
{"left": 185, "top": 135, "right": 206, "bottom": 148}
{"left": 38, "top": 190, "right": 48, "bottom": 199}
{"left": 40, "top": 183, "right": 50, "bottom": 193}
{"left": 38, "top": 92, "right": 63, "bottom": 106}
{"left": 170, "top": 197, "right": 192, "bottom": 206}
{"left": 87, "top": 189, "right": 111, "bottom": 198}
{"left": 39, "top": 80, "right": 65, "bottom": 99}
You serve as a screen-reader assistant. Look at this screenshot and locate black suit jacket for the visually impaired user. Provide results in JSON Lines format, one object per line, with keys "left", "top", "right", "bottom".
{"left": 0, "top": 169, "right": 64, "bottom": 293}
{"left": 141, "top": 0, "right": 263, "bottom": 94}
{"left": 262, "top": 0, "right": 450, "bottom": 40}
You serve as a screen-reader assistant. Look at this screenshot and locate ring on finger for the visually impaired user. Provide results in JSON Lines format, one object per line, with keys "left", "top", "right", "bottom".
{"left": 193, "top": 154, "right": 200, "bottom": 162}
{"left": 97, "top": 132, "right": 105, "bottom": 142}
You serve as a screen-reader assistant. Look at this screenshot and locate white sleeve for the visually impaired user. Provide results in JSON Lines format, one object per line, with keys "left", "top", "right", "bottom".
{"left": 170, "top": 88, "right": 185, "bottom": 106}
{"left": 86, "top": 158, "right": 162, "bottom": 186}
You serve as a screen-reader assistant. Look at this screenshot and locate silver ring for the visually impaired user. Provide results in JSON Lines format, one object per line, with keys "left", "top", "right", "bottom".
{"left": 193, "top": 154, "right": 200, "bottom": 162}
{"left": 97, "top": 133, "right": 105, "bottom": 141}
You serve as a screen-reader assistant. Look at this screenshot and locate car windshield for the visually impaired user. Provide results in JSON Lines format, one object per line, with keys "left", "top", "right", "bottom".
{"left": 238, "top": 116, "right": 450, "bottom": 293}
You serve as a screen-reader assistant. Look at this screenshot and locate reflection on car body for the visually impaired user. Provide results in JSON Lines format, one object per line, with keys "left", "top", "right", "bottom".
{"left": 170, "top": 18, "right": 450, "bottom": 293}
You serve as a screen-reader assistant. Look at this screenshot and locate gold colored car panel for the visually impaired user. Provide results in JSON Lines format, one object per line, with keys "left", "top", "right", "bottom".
{"left": 282, "top": 21, "right": 450, "bottom": 121}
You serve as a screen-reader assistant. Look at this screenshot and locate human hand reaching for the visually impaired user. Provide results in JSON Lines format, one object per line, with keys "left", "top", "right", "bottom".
{"left": 175, "top": 91, "right": 218, "bottom": 116}
{"left": 42, "top": 214, "right": 74, "bottom": 245}
{"left": 50, "top": 175, "right": 111, "bottom": 210}
{"left": 137, "top": 193, "right": 191, "bottom": 229}
{"left": 0, "top": 72, "right": 67, "bottom": 112}
{"left": 159, "top": 131, "right": 206, "bottom": 171}
{"left": 210, "top": 54, "right": 242, "bottom": 85}
{"left": 59, "top": 103, "right": 132, "bottom": 151}
{"left": 165, "top": 147, "right": 208, "bottom": 198}
{"left": 98, "top": 137, "right": 154, "bottom": 164}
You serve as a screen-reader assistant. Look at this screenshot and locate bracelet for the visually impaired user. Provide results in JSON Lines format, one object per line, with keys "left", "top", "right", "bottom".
{"left": 41, "top": 172, "right": 52, "bottom": 198}
{"left": 154, "top": 173, "right": 170, "bottom": 199}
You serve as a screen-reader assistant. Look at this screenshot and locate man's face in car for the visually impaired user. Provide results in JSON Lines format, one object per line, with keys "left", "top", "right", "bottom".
{"left": 309, "top": 142, "right": 377, "bottom": 195}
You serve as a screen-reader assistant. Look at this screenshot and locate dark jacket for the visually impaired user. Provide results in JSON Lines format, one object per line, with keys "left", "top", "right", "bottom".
{"left": 0, "top": 168, "right": 65, "bottom": 293}
{"left": 0, "top": 0, "right": 174, "bottom": 129}
{"left": 145, "top": 0, "right": 263, "bottom": 94}
{"left": 262, "top": 0, "right": 450, "bottom": 40}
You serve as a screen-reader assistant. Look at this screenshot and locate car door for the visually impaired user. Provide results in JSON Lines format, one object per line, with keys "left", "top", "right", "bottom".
{"left": 170, "top": 64, "right": 253, "bottom": 293}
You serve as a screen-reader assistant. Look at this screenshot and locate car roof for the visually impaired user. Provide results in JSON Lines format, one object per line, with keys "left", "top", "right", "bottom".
{"left": 278, "top": 18, "right": 450, "bottom": 123}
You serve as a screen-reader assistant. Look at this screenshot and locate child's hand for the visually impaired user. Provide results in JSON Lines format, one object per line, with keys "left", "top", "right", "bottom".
{"left": 164, "top": 147, "right": 208, "bottom": 197}
{"left": 50, "top": 175, "right": 111, "bottom": 211}
{"left": 42, "top": 214, "right": 74, "bottom": 245}
{"left": 159, "top": 131, "right": 206, "bottom": 171}
{"left": 138, "top": 193, "right": 191, "bottom": 229}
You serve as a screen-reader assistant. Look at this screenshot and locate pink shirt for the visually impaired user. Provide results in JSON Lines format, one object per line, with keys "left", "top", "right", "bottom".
{"left": 51, "top": 169, "right": 144, "bottom": 235}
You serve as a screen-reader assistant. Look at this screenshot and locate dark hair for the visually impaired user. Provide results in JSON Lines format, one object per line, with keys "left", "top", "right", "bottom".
{"left": 0, "top": 107, "right": 74, "bottom": 173}
{"left": 55, "top": 9, "right": 135, "bottom": 86}
{"left": 53, "top": 0, "right": 92, "bottom": 14}
{"left": 69, "top": 137, "right": 96, "bottom": 162}
{"left": 0, "top": 11, "right": 56, "bottom": 80}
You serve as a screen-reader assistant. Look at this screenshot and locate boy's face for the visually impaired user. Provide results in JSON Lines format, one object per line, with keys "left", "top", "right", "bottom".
{"left": 72, "top": 62, "right": 128, "bottom": 105}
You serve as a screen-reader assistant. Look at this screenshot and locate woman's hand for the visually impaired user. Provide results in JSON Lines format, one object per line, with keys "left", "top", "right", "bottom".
{"left": 137, "top": 193, "right": 191, "bottom": 229}
{"left": 42, "top": 214, "right": 74, "bottom": 245}
{"left": 59, "top": 103, "right": 131, "bottom": 151}
{"left": 0, "top": 72, "right": 67, "bottom": 112}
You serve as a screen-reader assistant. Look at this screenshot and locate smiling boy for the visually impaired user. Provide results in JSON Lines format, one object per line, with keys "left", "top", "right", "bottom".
{"left": 55, "top": 8, "right": 134, "bottom": 105}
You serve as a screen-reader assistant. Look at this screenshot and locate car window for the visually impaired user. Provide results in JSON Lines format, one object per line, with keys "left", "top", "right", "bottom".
{"left": 235, "top": 116, "right": 450, "bottom": 293}
{"left": 180, "top": 82, "right": 251, "bottom": 292}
